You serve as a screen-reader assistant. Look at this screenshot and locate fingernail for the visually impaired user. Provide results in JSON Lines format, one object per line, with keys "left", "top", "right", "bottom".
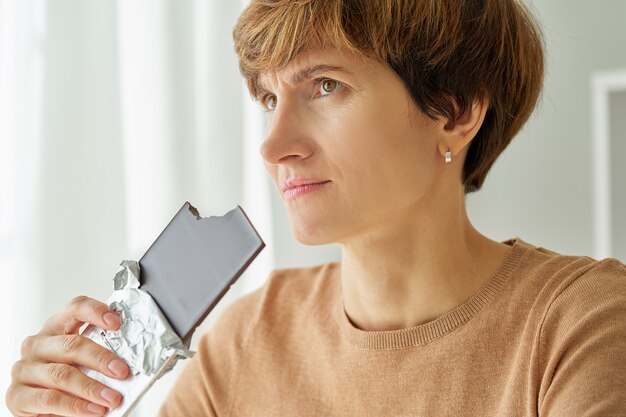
{"left": 108, "top": 359, "right": 128, "bottom": 377}
{"left": 103, "top": 312, "right": 119, "bottom": 326}
{"left": 100, "top": 387, "right": 120, "bottom": 403}
{"left": 87, "top": 403, "right": 106, "bottom": 414}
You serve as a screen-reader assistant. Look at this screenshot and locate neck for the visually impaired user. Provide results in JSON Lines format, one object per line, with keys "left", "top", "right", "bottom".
{"left": 337, "top": 187, "right": 511, "bottom": 331}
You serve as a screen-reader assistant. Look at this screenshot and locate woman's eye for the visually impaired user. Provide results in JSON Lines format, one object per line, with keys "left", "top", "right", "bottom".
{"left": 260, "top": 79, "right": 342, "bottom": 112}
{"left": 264, "top": 95, "right": 277, "bottom": 111}
{"left": 319, "top": 79, "right": 342, "bottom": 96}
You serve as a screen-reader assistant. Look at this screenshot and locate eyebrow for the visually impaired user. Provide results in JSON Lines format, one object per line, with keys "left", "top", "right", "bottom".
{"left": 256, "top": 64, "right": 354, "bottom": 98}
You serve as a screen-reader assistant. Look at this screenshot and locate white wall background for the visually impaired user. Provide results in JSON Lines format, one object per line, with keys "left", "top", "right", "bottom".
{"left": 0, "top": 0, "right": 624, "bottom": 415}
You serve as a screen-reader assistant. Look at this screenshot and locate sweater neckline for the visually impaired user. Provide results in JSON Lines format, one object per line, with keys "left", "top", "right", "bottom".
{"left": 335, "top": 237, "right": 528, "bottom": 350}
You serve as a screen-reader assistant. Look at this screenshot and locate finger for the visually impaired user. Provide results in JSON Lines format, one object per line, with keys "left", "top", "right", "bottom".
{"left": 27, "top": 334, "right": 130, "bottom": 380}
{"left": 41, "top": 296, "right": 121, "bottom": 336}
{"left": 12, "top": 360, "right": 123, "bottom": 409}
{"left": 7, "top": 385, "right": 108, "bottom": 417}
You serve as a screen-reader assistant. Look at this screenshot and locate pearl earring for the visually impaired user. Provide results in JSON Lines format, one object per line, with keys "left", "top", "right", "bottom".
{"left": 444, "top": 149, "right": 452, "bottom": 164}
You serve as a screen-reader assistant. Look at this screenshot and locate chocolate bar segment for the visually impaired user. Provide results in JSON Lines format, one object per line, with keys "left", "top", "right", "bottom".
{"left": 139, "top": 202, "right": 265, "bottom": 343}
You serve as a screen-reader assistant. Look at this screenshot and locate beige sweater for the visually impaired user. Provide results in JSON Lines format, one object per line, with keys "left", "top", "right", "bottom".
{"left": 158, "top": 238, "right": 626, "bottom": 416}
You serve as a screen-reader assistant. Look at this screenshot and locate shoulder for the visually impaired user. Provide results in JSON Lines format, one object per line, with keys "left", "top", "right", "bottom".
{"left": 548, "top": 255, "right": 626, "bottom": 301}
{"left": 203, "top": 262, "right": 341, "bottom": 343}
{"left": 509, "top": 238, "right": 626, "bottom": 303}
{"left": 511, "top": 245, "right": 626, "bottom": 414}
{"left": 538, "top": 256, "right": 626, "bottom": 338}
{"left": 512, "top": 238, "right": 626, "bottom": 351}
{"left": 159, "top": 264, "right": 340, "bottom": 417}
{"left": 503, "top": 238, "right": 626, "bottom": 346}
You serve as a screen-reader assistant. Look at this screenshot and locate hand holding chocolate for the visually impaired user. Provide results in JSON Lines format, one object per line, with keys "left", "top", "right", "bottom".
{"left": 6, "top": 203, "right": 264, "bottom": 417}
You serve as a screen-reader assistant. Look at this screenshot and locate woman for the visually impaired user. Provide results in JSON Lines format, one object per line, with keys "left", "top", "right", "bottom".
{"left": 7, "top": 0, "right": 626, "bottom": 415}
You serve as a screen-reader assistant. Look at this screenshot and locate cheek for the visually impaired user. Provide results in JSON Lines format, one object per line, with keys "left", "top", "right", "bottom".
{"left": 326, "top": 108, "right": 439, "bottom": 209}
{"left": 334, "top": 103, "right": 432, "bottom": 170}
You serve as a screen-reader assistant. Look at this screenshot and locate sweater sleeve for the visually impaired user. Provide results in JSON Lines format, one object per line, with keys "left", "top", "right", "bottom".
{"left": 538, "top": 258, "right": 626, "bottom": 416}
{"left": 157, "top": 288, "right": 260, "bottom": 417}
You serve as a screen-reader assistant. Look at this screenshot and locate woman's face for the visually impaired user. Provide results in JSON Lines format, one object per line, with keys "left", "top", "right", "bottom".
{"left": 258, "top": 47, "right": 449, "bottom": 246}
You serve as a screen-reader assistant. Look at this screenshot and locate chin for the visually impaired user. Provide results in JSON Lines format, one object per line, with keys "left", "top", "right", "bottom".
{"left": 293, "top": 233, "right": 334, "bottom": 246}
{"left": 289, "top": 216, "right": 341, "bottom": 246}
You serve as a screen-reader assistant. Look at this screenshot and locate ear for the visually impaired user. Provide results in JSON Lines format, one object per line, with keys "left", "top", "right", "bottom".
{"left": 437, "top": 98, "right": 489, "bottom": 160}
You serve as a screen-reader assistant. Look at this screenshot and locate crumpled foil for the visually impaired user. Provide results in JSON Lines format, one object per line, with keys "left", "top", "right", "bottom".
{"left": 102, "top": 260, "right": 193, "bottom": 376}
{"left": 79, "top": 260, "right": 195, "bottom": 416}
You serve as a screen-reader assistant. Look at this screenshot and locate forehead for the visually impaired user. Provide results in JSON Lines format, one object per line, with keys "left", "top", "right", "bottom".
{"left": 257, "top": 47, "right": 377, "bottom": 91}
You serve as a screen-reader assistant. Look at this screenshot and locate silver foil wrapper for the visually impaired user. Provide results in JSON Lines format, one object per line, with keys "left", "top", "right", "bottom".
{"left": 80, "top": 261, "right": 194, "bottom": 416}
{"left": 104, "top": 260, "right": 193, "bottom": 376}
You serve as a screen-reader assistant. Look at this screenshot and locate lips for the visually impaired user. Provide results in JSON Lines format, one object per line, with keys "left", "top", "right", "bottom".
{"left": 279, "top": 178, "right": 332, "bottom": 201}
{"left": 279, "top": 178, "right": 331, "bottom": 192}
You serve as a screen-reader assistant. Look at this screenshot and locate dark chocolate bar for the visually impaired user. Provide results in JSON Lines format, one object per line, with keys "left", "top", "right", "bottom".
{"left": 138, "top": 202, "right": 265, "bottom": 343}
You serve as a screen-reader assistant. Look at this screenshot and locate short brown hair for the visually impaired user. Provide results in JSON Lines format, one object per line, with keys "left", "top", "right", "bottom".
{"left": 232, "top": 0, "right": 544, "bottom": 194}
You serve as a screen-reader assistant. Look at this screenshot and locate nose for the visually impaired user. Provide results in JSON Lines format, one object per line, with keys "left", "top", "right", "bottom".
{"left": 259, "top": 98, "right": 314, "bottom": 165}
